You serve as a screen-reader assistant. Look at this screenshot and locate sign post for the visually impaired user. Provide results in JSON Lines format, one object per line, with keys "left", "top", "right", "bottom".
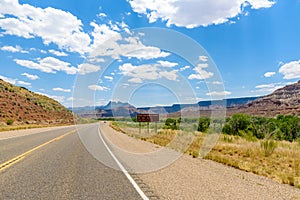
{"left": 137, "top": 113, "right": 159, "bottom": 134}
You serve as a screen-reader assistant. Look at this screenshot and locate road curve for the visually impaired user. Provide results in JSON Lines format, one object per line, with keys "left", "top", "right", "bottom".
{"left": 0, "top": 123, "right": 143, "bottom": 199}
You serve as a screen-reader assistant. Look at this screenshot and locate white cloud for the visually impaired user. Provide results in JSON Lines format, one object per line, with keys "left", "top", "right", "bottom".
{"left": 264, "top": 71, "right": 276, "bottom": 78}
{"left": 90, "top": 22, "right": 121, "bottom": 49}
{"left": 104, "top": 76, "right": 113, "bottom": 81}
{"left": 124, "top": 46, "right": 170, "bottom": 60}
{"left": 179, "top": 65, "right": 190, "bottom": 71}
{"left": 0, "top": 0, "right": 91, "bottom": 55}
{"left": 52, "top": 87, "right": 71, "bottom": 93}
{"left": 199, "top": 55, "right": 208, "bottom": 62}
{"left": 78, "top": 63, "right": 101, "bottom": 75}
{"left": 253, "top": 82, "right": 297, "bottom": 95}
{"left": 128, "top": 0, "right": 275, "bottom": 28}
{"left": 206, "top": 91, "right": 231, "bottom": 96}
{"left": 246, "top": 0, "right": 275, "bottom": 9}
{"left": 67, "top": 97, "right": 74, "bottom": 101}
{"left": 120, "top": 63, "right": 160, "bottom": 80}
{"left": 255, "top": 83, "right": 276, "bottom": 89}
{"left": 157, "top": 60, "right": 178, "bottom": 68}
{"left": 21, "top": 72, "right": 39, "bottom": 80}
{"left": 15, "top": 57, "right": 77, "bottom": 74}
{"left": 88, "top": 84, "right": 109, "bottom": 91}
{"left": 98, "top": 13, "right": 107, "bottom": 18}
{"left": 51, "top": 95, "right": 65, "bottom": 103}
{"left": 159, "top": 70, "right": 178, "bottom": 81}
{"left": 211, "top": 81, "right": 223, "bottom": 85}
{"left": 1, "top": 45, "right": 28, "bottom": 53}
{"left": 119, "top": 62, "right": 178, "bottom": 83}
{"left": 17, "top": 80, "right": 31, "bottom": 86}
{"left": 90, "top": 23, "right": 170, "bottom": 60}
{"left": 188, "top": 63, "right": 214, "bottom": 80}
{"left": 253, "top": 83, "right": 284, "bottom": 94}
{"left": 128, "top": 77, "right": 143, "bottom": 83}
{"left": 37, "top": 92, "right": 66, "bottom": 103}
{"left": 279, "top": 60, "right": 300, "bottom": 80}
{"left": 49, "top": 49, "right": 68, "bottom": 57}
{"left": 0, "top": 75, "right": 17, "bottom": 84}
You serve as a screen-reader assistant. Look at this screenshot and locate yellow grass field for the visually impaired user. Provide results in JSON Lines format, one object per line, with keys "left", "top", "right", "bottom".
{"left": 111, "top": 121, "right": 300, "bottom": 188}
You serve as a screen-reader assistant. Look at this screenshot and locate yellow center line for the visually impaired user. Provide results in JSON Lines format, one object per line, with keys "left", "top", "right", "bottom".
{"left": 0, "top": 129, "right": 76, "bottom": 172}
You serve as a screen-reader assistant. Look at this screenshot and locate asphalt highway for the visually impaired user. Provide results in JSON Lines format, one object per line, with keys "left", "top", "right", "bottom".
{"left": 0, "top": 123, "right": 144, "bottom": 200}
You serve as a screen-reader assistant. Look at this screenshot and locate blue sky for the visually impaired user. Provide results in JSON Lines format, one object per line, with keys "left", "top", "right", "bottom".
{"left": 0, "top": 0, "right": 300, "bottom": 107}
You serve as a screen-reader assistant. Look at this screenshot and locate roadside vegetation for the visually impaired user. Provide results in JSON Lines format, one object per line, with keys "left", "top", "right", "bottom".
{"left": 0, "top": 124, "right": 50, "bottom": 132}
{"left": 0, "top": 117, "right": 98, "bottom": 132}
{"left": 111, "top": 114, "right": 300, "bottom": 188}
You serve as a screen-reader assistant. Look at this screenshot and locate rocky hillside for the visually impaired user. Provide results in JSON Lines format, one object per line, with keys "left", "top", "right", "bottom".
{"left": 0, "top": 79, "right": 74, "bottom": 125}
{"left": 229, "top": 81, "right": 300, "bottom": 116}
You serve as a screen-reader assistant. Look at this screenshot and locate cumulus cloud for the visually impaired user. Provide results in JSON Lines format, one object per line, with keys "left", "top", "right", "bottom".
{"left": 78, "top": 63, "right": 101, "bottom": 75}
{"left": 253, "top": 82, "right": 285, "bottom": 94}
{"left": 128, "top": 77, "right": 143, "bottom": 83}
{"left": 179, "top": 65, "right": 190, "bottom": 71}
{"left": 279, "top": 60, "right": 300, "bottom": 80}
{"left": 157, "top": 60, "right": 178, "bottom": 68}
{"left": 199, "top": 55, "right": 208, "bottom": 62}
{"left": 128, "top": 0, "right": 275, "bottom": 28}
{"left": 88, "top": 84, "right": 109, "bottom": 91}
{"left": 1, "top": 45, "right": 28, "bottom": 53}
{"left": 119, "top": 62, "right": 178, "bottom": 83}
{"left": 49, "top": 49, "right": 68, "bottom": 57}
{"left": 21, "top": 72, "right": 39, "bottom": 80}
{"left": 264, "top": 71, "right": 276, "bottom": 78}
{"left": 52, "top": 87, "right": 71, "bottom": 93}
{"left": 17, "top": 80, "right": 31, "bottom": 86}
{"left": 15, "top": 57, "right": 77, "bottom": 74}
{"left": 0, "top": 75, "right": 17, "bottom": 84}
{"left": 104, "top": 76, "right": 113, "bottom": 81}
{"left": 37, "top": 92, "right": 66, "bottom": 103}
{"left": 0, "top": 0, "right": 91, "bottom": 55}
{"left": 90, "top": 23, "right": 170, "bottom": 60}
{"left": 188, "top": 63, "right": 214, "bottom": 80}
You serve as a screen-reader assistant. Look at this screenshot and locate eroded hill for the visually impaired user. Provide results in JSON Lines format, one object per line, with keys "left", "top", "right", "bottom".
{"left": 229, "top": 81, "right": 300, "bottom": 116}
{"left": 0, "top": 79, "right": 74, "bottom": 125}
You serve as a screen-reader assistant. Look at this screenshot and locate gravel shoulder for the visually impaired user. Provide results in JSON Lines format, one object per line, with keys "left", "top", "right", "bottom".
{"left": 100, "top": 122, "right": 300, "bottom": 200}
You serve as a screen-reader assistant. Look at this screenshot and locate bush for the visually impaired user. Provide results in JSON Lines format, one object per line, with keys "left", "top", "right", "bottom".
{"left": 222, "top": 124, "right": 232, "bottom": 135}
{"left": 261, "top": 140, "right": 277, "bottom": 157}
{"left": 163, "top": 118, "right": 180, "bottom": 130}
{"left": 6, "top": 119, "right": 14, "bottom": 125}
{"left": 197, "top": 117, "right": 210, "bottom": 132}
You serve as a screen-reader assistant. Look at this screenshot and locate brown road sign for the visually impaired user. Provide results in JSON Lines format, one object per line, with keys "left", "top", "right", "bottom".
{"left": 137, "top": 114, "right": 159, "bottom": 122}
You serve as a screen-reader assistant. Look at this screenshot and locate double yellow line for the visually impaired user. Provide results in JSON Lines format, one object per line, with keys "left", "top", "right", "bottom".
{"left": 0, "top": 129, "right": 76, "bottom": 172}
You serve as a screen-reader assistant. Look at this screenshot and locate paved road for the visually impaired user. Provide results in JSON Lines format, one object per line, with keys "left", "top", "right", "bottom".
{"left": 0, "top": 123, "right": 143, "bottom": 200}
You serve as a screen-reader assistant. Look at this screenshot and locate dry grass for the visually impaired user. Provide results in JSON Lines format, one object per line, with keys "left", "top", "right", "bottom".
{"left": 111, "top": 122, "right": 300, "bottom": 188}
{"left": 0, "top": 123, "right": 76, "bottom": 132}
{"left": 0, "top": 124, "right": 49, "bottom": 132}
{"left": 206, "top": 136, "right": 300, "bottom": 188}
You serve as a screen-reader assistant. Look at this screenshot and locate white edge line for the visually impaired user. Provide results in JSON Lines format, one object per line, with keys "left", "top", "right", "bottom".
{"left": 98, "top": 127, "right": 149, "bottom": 200}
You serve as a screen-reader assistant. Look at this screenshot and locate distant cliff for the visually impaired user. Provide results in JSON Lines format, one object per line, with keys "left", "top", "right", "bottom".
{"left": 230, "top": 81, "right": 300, "bottom": 116}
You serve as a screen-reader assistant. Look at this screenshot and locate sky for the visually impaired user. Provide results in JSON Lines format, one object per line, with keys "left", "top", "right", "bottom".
{"left": 0, "top": 0, "right": 300, "bottom": 108}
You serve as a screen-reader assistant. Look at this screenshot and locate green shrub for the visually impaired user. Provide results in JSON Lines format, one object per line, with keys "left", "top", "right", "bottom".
{"left": 6, "top": 119, "right": 14, "bottom": 125}
{"left": 197, "top": 117, "right": 210, "bottom": 132}
{"left": 163, "top": 118, "right": 180, "bottom": 130}
{"left": 261, "top": 140, "right": 277, "bottom": 157}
